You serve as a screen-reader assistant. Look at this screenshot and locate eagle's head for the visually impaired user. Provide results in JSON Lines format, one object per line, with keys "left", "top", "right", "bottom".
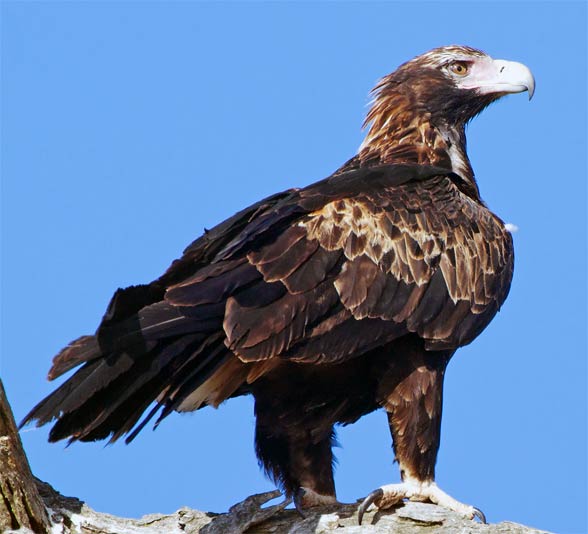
{"left": 359, "top": 45, "right": 535, "bottom": 187}
{"left": 391, "top": 45, "right": 534, "bottom": 123}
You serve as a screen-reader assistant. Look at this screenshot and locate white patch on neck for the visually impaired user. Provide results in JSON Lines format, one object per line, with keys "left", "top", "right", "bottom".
{"left": 439, "top": 126, "right": 469, "bottom": 179}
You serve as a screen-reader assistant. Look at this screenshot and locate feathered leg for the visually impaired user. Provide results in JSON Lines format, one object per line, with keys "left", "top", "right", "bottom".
{"left": 253, "top": 389, "right": 337, "bottom": 508}
{"left": 359, "top": 342, "right": 485, "bottom": 523}
{"left": 255, "top": 424, "right": 337, "bottom": 508}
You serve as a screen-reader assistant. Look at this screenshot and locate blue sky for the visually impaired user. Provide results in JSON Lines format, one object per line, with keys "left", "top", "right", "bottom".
{"left": 2, "top": 2, "right": 586, "bottom": 533}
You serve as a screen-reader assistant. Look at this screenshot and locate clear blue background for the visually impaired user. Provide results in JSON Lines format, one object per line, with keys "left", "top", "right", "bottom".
{"left": 2, "top": 2, "right": 586, "bottom": 533}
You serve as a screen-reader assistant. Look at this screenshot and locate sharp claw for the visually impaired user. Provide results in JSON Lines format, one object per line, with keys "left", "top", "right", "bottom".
{"left": 473, "top": 507, "right": 487, "bottom": 524}
{"left": 358, "top": 488, "right": 384, "bottom": 525}
{"left": 293, "top": 488, "right": 306, "bottom": 519}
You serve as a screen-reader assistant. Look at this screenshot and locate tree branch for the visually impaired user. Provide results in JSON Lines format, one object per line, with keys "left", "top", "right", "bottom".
{"left": 0, "top": 379, "right": 51, "bottom": 533}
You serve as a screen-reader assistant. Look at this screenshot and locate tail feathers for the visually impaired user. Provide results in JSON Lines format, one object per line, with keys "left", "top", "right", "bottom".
{"left": 96, "top": 302, "right": 210, "bottom": 355}
{"left": 152, "top": 333, "right": 228, "bottom": 424}
{"left": 21, "top": 358, "right": 104, "bottom": 429}
{"left": 48, "top": 336, "right": 101, "bottom": 380}
{"left": 175, "top": 355, "right": 251, "bottom": 413}
{"left": 118, "top": 334, "right": 231, "bottom": 443}
{"left": 47, "top": 290, "right": 197, "bottom": 382}
{"left": 22, "top": 330, "right": 238, "bottom": 445}
{"left": 29, "top": 307, "right": 209, "bottom": 429}
{"left": 124, "top": 333, "right": 230, "bottom": 444}
{"left": 43, "top": 346, "right": 146, "bottom": 423}
{"left": 21, "top": 342, "right": 147, "bottom": 438}
{"left": 49, "top": 334, "right": 208, "bottom": 443}
{"left": 23, "top": 278, "right": 249, "bottom": 444}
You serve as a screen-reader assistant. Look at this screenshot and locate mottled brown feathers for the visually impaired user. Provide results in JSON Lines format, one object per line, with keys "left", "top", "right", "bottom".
{"left": 21, "top": 45, "right": 522, "bottom": 503}
{"left": 27, "top": 162, "right": 512, "bottom": 441}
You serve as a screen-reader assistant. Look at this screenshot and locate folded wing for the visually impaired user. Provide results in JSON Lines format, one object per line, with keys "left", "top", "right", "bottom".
{"left": 21, "top": 164, "right": 513, "bottom": 443}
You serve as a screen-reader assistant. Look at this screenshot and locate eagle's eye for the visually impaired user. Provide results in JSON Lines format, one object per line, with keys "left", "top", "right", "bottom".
{"left": 448, "top": 61, "right": 469, "bottom": 76}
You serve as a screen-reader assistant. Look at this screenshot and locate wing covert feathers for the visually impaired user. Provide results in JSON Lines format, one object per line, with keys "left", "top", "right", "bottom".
{"left": 22, "top": 163, "right": 513, "bottom": 443}
{"left": 299, "top": 174, "right": 512, "bottom": 347}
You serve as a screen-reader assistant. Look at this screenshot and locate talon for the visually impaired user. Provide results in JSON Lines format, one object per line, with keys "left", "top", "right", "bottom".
{"left": 293, "top": 488, "right": 306, "bottom": 519}
{"left": 358, "top": 488, "right": 383, "bottom": 525}
{"left": 473, "top": 507, "right": 487, "bottom": 524}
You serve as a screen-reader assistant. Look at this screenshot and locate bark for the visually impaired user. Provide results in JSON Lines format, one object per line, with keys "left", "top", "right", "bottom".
{"left": 16, "top": 482, "right": 551, "bottom": 534}
{"left": 0, "top": 379, "right": 51, "bottom": 533}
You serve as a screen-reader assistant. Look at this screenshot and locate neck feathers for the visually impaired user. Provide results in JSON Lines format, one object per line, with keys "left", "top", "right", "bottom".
{"left": 357, "top": 80, "right": 477, "bottom": 194}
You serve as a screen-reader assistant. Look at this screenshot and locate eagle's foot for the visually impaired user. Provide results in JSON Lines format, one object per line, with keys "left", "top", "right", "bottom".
{"left": 358, "top": 481, "right": 486, "bottom": 525}
{"left": 294, "top": 487, "right": 338, "bottom": 516}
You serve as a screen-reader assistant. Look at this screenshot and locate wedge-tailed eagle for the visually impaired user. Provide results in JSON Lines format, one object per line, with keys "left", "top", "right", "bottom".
{"left": 22, "top": 45, "right": 534, "bottom": 521}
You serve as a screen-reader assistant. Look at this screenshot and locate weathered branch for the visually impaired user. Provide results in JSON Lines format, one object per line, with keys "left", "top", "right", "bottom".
{"left": 29, "top": 482, "right": 551, "bottom": 534}
{"left": 0, "top": 379, "right": 51, "bottom": 533}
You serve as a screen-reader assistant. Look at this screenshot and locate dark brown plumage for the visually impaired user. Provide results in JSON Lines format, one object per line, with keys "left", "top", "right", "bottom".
{"left": 21, "top": 45, "right": 534, "bottom": 518}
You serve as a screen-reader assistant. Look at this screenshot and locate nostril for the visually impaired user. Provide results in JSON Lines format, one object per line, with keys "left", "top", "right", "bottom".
{"left": 500, "top": 66, "right": 505, "bottom": 73}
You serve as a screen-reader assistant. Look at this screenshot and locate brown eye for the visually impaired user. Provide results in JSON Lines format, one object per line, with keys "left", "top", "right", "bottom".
{"left": 448, "top": 62, "right": 469, "bottom": 76}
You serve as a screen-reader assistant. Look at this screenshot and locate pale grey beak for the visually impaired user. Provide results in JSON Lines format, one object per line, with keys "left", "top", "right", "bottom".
{"left": 492, "top": 60, "right": 535, "bottom": 100}
{"left": 461, "top": 58, "right": 535, "bottom": 100}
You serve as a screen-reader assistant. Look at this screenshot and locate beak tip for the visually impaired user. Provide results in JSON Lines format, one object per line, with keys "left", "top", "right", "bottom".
{"left": 527, "top": 79, "right": 536, "bottom": 101}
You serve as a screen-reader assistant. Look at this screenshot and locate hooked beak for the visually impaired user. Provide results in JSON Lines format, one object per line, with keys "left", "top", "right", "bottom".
{"left": 462, "top": 58, "right": 535, "bottom": 100}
